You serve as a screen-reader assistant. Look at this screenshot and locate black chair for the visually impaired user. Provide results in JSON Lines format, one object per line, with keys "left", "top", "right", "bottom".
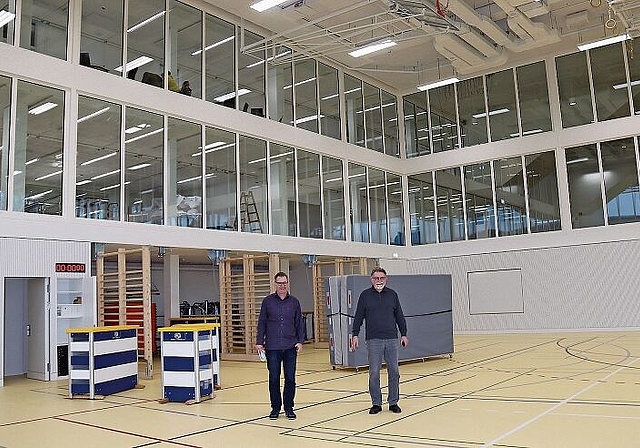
{"left": 79, "top": 52, "right": 109, "bottom": 72}
{"left": 142, "top": 72, "right": 163, "bottom": 87}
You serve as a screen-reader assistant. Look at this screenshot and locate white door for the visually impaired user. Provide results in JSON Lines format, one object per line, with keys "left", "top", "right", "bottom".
{"left": 27, "top": 278, "right": 50, "bottom": 381}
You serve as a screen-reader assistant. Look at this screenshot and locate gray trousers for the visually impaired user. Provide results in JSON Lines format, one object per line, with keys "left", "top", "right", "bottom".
{"left": 366, "top": 338, "right": 400, "bottom": 406}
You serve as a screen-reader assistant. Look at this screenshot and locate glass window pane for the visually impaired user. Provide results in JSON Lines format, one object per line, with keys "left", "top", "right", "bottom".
{"left": 403, "top": 92, "right": 429, "bottom": 157}
{"left": 349, "top": 162, "right": 368, "bottom": 242}
{"left": 267, "top": 46, "right": 292, "bottom": 125}
{"left": 294, "top": 59, "right": 318, "bottom": 132}
{"left": 591, "top": 43, "right": 629, "bottom": 121}
{"left": 238, "top": 30, "right": 266, "bottom": 117}
{"left": 464, "top": 162, "right": 495, "bottom": 239}
{"left": 167, "top": 0, "right": 201, "bottom": 98}
{"left": 601, "top": 137, "right": 640, "bottom": 224}
{"left": 318, "top": 62, "right": 340, "bottom": 140}
{"left": 486, "top": 69, "right": 518, "bottom": 141}
{"left": 368, "top": 168, "right": 387, "bottom": 244}
{"left": 239, "top": 135, "right": 267, "bottom": 233}
{"left": 297, "top": 149, "right": 321, "bottom": 238}
{"left": 457, "top": 76, "right": 487, "bottom": 147}
{"left": 566, "top": 144, "right": 604, "bottom": 228}
{"left": 76, "top": 96, "right": 122, "bottom": 220}
{"left": 429, "top": 84, "right": 458, "bottom": 152}
{"left": 124, "top": 107, "right": 164, "bottom": 225}
{"left": 494, "top": 157, "right": 527, "bottom": 236}
{"left": 15, "top": 81, "right": 64, "bottom": 215}
{"left": 363, "top": 82, "right": 383, "bottom": 151}
{"left": 0, "top": 75, "right": 10, "bottom": 210}
{"left": 435, "top": 168, "right": 464, "bottom": 242}
{"left": 167, "top": 117, "right": 201, "bottom": 228}
{"left": 381, "top": 90, "right": 399, "bottom": 157}
{"left": 205, "top": 15, "right": 235, "bottom": 107}
{"left": 0, "top": 1, "right": 16, "bottom": 45}
{"left": 525, "top": 151, "right": 560, "bottom": 233}
{"left": 322, "top": 156, "right": 345, "bottom": 240}
{"left": 556, "top": 52, "right": 593, "bottom": 128}
{"left": 517, "top": 61, "right": 552, "bottom": 136}
{"left": 80, "top": 0, "right": 123, "bottom": 75}
{"left": 20, "top": 0, "right": 68, "bottom": 59}
{"left": 629, "top": 38, "right": 640, "bottom": 115}
{"left": 408, "top": 173, "right": 436, "bottom": 245}
{"left": 204, "top": 127, "right": 235, "bottom": 231}
{"left": 126, "top": 0, "right": 165, "bottom": 86}
{"left": 345, "top": 74, "right": 364, "bottom": 147}
{"left": 270, "top": 142, "right": 296, "bottom": 236}
{"left": 387, "top": 173, "right": 404, "bottom": 245}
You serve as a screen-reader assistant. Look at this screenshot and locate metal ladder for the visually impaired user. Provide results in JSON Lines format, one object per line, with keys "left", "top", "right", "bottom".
{"left": 239, "top": 191, "right": 263, "bottom": 233}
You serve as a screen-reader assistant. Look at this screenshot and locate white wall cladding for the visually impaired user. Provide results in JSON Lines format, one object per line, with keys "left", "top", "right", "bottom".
{"left": 0, "top": 238, "right": 91, "bottom": 277}
{"left": 407, "top": 239, "right": 640, "bottom": 333}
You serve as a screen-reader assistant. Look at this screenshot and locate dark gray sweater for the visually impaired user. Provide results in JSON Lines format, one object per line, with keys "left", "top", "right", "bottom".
{"left": 352, "top": 286, "right": 407, "bottom": 340}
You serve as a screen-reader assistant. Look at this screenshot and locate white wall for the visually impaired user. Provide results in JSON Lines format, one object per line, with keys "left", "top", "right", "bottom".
{"left": 407, "top": 238, "right": 640, "bottom": 332}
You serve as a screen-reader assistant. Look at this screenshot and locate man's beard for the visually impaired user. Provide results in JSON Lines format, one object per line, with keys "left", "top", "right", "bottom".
{"left": 374, "top": 284, "right": 384, "bottom": 292}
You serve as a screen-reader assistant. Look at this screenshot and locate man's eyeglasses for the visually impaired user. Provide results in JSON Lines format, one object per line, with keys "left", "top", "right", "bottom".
{"left": 372, "top": 276, "right": 386, "bottom": 281}
{"left": 275, "top": 281, "right": 288, "bottom": 286}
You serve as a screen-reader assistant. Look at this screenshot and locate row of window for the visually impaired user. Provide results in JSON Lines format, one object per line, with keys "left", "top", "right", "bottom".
{"left": 403, "top": 39, "right": 640, "bottom": 157}
{"left": 0, "top": 0, "right": 400, "bottom": 156}
{"left": 0, "top": 75, "right": 405, "bottom": 245}
{"left": 408, "top": 151, "right": 561, "bottom": 244}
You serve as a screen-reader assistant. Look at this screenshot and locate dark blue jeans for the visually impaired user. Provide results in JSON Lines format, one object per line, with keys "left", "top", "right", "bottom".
{"left": 266, "top": 347, "right": 297, "bottom": 411}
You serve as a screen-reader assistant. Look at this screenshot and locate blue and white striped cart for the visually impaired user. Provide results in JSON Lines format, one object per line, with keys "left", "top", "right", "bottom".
{"left": 66, "top": 325, "right": 140, "bottom": 399}
{"left": 158, "top": 323, "right": 220, "bottom": 404}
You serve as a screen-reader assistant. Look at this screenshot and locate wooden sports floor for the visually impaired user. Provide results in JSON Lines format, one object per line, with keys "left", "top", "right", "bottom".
{"left": 1, "top": 332, "right": 639, "bottom": 447}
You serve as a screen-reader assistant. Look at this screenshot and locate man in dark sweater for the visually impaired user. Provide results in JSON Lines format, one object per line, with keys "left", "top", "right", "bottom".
{"left": 350, "top": 267, "right": 408, "bottom": 414}
{"left": 256, "top": 271, "right": 305, "bottom": 420}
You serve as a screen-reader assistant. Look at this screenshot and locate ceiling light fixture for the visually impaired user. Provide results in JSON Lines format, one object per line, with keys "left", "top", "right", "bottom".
{"left": 250, "top": 0, "right": 289, "bottom": 12}
{"left": 418, "top": 77, "right": 460, "bottom": 91}
{"left": 612, "top": 80, "right": 640, "bottom": 90}
{"left": 115, "top": 56, "right": 154, "bottom": 73}
{"left": 214, "top": 88, "right": 251, "bottom": 102}
{"left": 34, "top": 170, "right": 62, "bottom": 181}
{"left": 128, "top": 163, "right": 151, "bottom": 171}
{"left": 472, "top": 108, "right": 510, "bottom": 119}
{"left": 91, "top": 169, "right": 120, "bottom": 180}
{"left": 25, "top": 190, "right": 53, "bottom": 201}
{"left": 78, "top": 107, "right": 111, "bottom": 123}
{"left": 578, "top": 33, "right": 630, "bottom": 51}
{"left": 0, "top": 10, "right": 16, "bottom": 28}
{"left": 348, "top": 39, "right": 397, "bottom": 58}
{"left": 127, "top": 11, "right": 165, "bottom": 33}
{"left": 125, "top": 128, "right": 163, "bottom": 144}
{"left": 192, "top": 36, "right": 235, "bottom": 56}
{"left": 28, "top": 102, "right": 58, "bottom": 115}
{"left": 81, "top": 152, "right": 118, "bottom": 166}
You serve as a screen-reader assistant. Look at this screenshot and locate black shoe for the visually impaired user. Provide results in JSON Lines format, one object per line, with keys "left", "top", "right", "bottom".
{"left": 285, "top": 409, "right": 296, "bottom": 420}
{"left": 389, "top": 404, "right": 402, "bottom": 413}
{"left": 269, "top": 409, "right": 279, "bottom": 420}
{"left": 369, "top": 405, "right": 382, "bottom": 414}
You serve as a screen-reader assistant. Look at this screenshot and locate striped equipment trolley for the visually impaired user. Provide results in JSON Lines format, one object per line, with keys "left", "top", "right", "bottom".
{"left": 158, "top": 323, "right": 220, "bottom": 404}
{"left": 66, "top": 325, "right": 140, "bottom": 399}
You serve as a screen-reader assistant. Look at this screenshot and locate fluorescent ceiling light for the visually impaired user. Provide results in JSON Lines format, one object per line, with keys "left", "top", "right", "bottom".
{"left": 125, "top": 128, "right": 163, "bottom": 144}
{"left": 29, "top": 102, "right": 58, "bottom": 115}
{"left": 100, "top": 182, "right": 128, "bottom": 192}
{"left": 192, "top": 36, "right": 234, "bottom": 56}
{"left": 566, "top": 157, "right": 590, "bottom": 165}
{"left": 283, "top": 77, "right": 316, "bottom": 90}
{"left": 250, "top": 0, "right": 288, "bottom": 12}
{"left": 324, "top": 177, "right": 342, "bottom": 183}
{"left": 214, "top": 88, "right": 251, "bottom": 102}
{"left": 128, "top": 163, "right": 151, "bottom": 171}
{"left": 78, "top": 107, "right": 110, "bottom": 123}
{"left": 349, "top": 39, "right": 397, "bottom": 58}
{"left": 177, "top": 175, "right": 201, "bottom": 184}
{"left": 81, "top": 152, "right": 118, "bottom": 166}
{"left": 127, "top": 11, "right": 165, "bottom": 33}
{"left": 13, "top": 170, "right": 22, "bottom": 175}
{"left": 0, "top": 10, "right": 16, "bottom": 28}
{"left": 417, "top": 77, "right": 460, "bottom": 91}
{"left": 76, "top": 180, "right": 92, "bottom": 186}
{"left": 91, "top": 169, "right": 120, "bottom": 180}
{"left": 125, "top": 123, "right": 151, "bottom": 134}
{"left": 115, "top": 56, "right": 153, "bottom": 73}
{"left": 35, "top": 170, "right": 62, "bottom": 181}
{"left": 292, "top": 114, "right": 323, "bottom": 125}
{"left": 25, "top": 189, "right": 53, "bottom": 201}
{"left": 578, "top": 33, "right": 630, "bottom": 51}
{"left": 25, "top": 158, "right": 39, "bottom": 166}
{"left": 613, "top": 80, "right": 640, "bottom": 90}
{"left": 472, "top": 108, "right": 510, "bottom": 119}
{"left": 191, "top": 142, "right": 235, "bottom": 157}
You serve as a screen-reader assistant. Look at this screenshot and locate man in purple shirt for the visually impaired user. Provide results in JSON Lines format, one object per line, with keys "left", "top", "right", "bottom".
{"left": 255, "top": 271, "right": 304, "bottom": 420}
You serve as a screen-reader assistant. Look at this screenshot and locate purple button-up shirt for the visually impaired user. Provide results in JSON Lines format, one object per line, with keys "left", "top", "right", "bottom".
{"left": 256, "top": 292, "right": 305, "bottom": 350}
